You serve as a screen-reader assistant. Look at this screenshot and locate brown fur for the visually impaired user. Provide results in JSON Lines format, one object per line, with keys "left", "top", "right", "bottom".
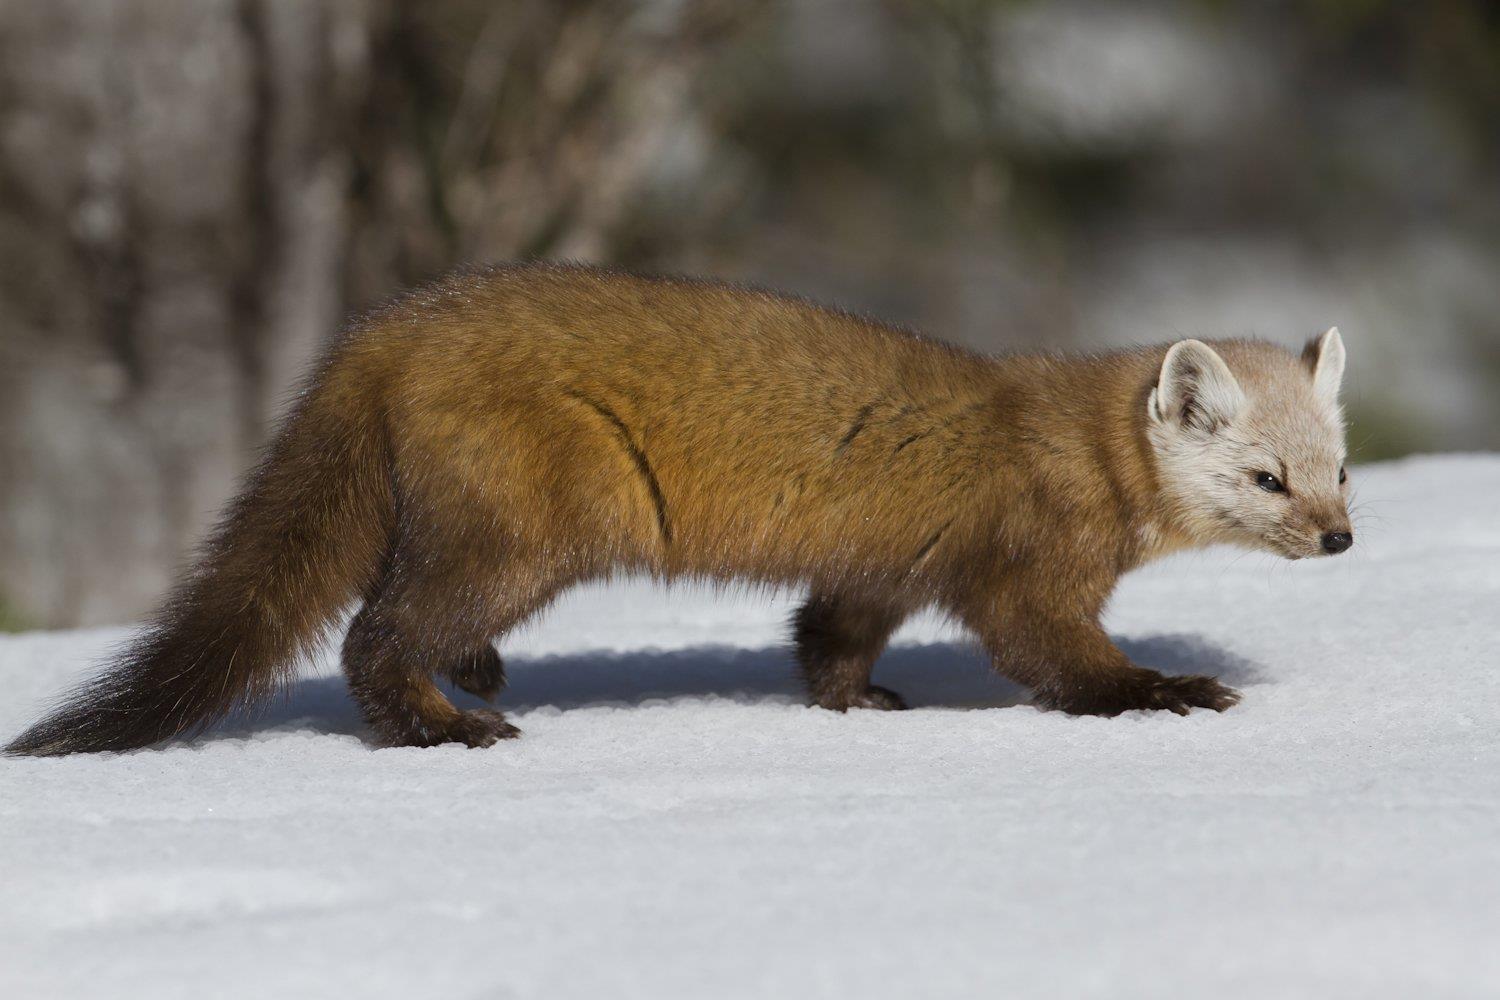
{"left": 8, "top": 262, "right": 1260, "bottom": 756}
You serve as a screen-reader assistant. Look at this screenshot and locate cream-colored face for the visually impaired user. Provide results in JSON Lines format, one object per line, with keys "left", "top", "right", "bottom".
{"left": 1147, "top": 329, "right": 1353, "bottom": 559}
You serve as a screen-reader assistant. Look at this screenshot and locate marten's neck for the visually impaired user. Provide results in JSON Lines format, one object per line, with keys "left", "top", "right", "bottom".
{"left": 993, "top": 348, "right": 1195, "bottom": 568}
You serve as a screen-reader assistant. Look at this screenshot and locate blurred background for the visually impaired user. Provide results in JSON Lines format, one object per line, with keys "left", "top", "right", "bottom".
{"left": 0, "top": 0, "right": 1496, "bottom": 628}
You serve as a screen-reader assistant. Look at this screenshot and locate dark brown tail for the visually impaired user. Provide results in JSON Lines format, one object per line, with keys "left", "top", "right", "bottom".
{"left": 5, "top": 366, "right": 391, "bottom": 756}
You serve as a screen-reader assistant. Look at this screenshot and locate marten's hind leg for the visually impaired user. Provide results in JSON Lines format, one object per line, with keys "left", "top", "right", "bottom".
{"left": 793, "top": 592, "right": 910, "bottom": 711}
{"left": 444, "top": 645, "right": 506, "bottom": 702}
{"left": 342, "top": 540, "right": 559, "bottom": 748}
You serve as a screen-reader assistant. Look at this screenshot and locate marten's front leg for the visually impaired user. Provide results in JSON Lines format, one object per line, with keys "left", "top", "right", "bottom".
{"left": 963, "top": 582, "right": 1239, "bottom": 716}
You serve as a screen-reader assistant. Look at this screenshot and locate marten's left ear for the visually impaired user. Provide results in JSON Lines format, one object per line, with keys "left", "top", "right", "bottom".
{"left": 1302, "top": 326, "right": 1345, "bottom": 404}
{"left": 1149, "top": 339, "right": 1245, "bottom": 434}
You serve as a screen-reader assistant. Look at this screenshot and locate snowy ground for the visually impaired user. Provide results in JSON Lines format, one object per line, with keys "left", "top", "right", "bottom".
{"left": 2, "top": 454, "right": 1497, "bottom": 999}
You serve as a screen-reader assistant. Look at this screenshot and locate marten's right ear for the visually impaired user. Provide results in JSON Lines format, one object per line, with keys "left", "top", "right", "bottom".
{"left": 1301, "top": 326, "right": 1345, "bottom": 406}
{"left": 1149, "top": 339, "right": 1245, "bottom": 433}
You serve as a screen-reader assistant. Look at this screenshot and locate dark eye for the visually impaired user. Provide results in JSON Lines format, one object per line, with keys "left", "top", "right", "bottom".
{"left": 1338, "top": 465, "right": 1347, "bottom": 485}
{"left": 1255, "top": 471, "right": 1285, "bottom": 493}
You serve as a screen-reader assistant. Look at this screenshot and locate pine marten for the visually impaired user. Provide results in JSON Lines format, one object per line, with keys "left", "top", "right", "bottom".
{"left": 6, "top": 263, "right": 1353, "bottom": 755}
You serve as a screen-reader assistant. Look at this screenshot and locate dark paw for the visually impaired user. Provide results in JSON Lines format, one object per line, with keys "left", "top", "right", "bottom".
{"left": 389, "top": 708, "right": 521, "bottom": 749}
{"left": 442, "top": 708, "right": 521, "bottom": 747}
{"left": 1142, "top": 674, "right": 1240, "bottom": 715}
{"left": 446, "top": 645, "right": 506, "bottom": 702}
{"left": 815, "top": 685, "right": 909, "bottom": 712}
{"left": 856, "top": 684, "right": 909, "bottom": 711}
{"left": 1045, "top": 671, "right": 1240, "bottom": 717}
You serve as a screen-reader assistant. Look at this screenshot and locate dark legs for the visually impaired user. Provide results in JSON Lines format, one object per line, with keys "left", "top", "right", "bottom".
{"left": 963, "top": 591, "right": 1240, "bottom": 717}
{"left": 792, "top": 592, "right": 910, "bottom": 711}
{"left": 444, "top": 644, "right": 506, "bottom": 702}
{"left": 342, "top": 603, "right": 518, "bottom": 748}
{"left": 341, "top": 536, "right": 559, "bottom": 748}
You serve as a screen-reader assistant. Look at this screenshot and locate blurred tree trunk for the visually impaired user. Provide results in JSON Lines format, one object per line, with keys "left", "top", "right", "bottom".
{"left": 0, "top": 0, "right": 753, "bottom": 626}
{"left": 0, "top": 0, "right": 371, "bottom": 626}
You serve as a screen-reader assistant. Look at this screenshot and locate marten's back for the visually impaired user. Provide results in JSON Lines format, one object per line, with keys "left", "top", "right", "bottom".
{"left": 341, "top": 264, "right": 1022, "bottom": 588}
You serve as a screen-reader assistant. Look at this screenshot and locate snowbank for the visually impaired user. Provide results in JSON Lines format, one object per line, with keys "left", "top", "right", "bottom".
{"left": 2, "top": 454, "right": 1497, "bottom": 999}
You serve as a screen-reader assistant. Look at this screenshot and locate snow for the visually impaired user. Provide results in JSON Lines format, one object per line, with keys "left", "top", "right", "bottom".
{"left": 2, "top": 454, "right": 1498, "bottom": 999}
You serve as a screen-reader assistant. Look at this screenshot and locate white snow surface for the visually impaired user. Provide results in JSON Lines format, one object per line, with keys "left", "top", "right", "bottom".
{"left": 2, "top": 454, "right": 1498, "bottom": 999}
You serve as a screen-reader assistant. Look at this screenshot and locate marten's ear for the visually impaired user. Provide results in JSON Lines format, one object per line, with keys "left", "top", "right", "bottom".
{"left": 1149, "top": 339, "right": 1245, "bottom": 433}
{"left": 1301, "top": 326, "right": 1345, "bottom": 405}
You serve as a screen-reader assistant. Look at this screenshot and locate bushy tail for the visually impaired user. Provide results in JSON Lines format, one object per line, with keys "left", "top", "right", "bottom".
{"left": 5, "top": 370, "right": 391, "bottom": 756}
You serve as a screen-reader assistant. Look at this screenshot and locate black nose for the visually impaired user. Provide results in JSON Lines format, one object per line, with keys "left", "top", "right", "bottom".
{"left": 1321, "top": 531, "right": 1352, "bottom": 554}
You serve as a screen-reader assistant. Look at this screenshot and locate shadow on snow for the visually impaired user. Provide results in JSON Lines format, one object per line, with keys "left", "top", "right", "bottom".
{"left": 226, "top": 633, "right": 1263, "bottom": 741}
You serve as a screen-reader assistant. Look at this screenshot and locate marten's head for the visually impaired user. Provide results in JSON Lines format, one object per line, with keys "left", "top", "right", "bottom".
{"left": 1146, "top": 328, "right": 1352, "bottom": 559}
